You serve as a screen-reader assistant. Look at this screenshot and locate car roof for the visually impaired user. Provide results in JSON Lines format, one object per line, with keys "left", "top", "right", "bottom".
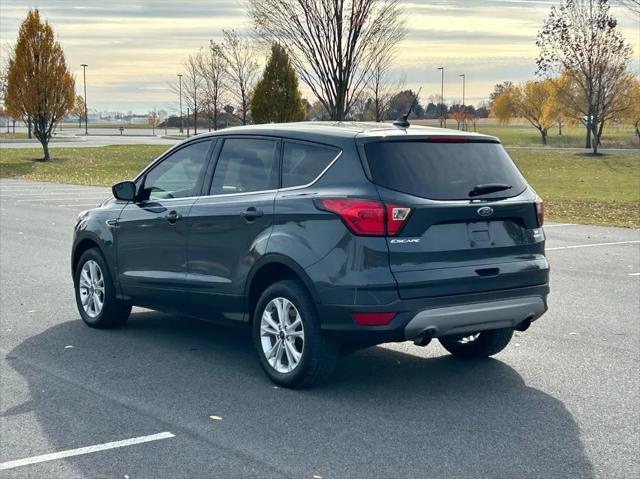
{"left": 195, "top": 121, "right": 499, "bottom": 144}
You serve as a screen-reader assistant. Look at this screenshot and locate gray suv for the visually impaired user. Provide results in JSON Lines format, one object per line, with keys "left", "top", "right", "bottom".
{"left": 72, "top": 122, "right": 549, "bottom": 388}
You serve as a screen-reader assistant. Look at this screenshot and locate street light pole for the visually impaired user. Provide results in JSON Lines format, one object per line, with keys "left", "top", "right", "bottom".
{"left": 177, "top": 74, "right": 183, "bottom": 134}
{"left": 437, "top": 67, "right": 445, "bottom": 128}
{"left": 459, "top": 73, "right": 465, "bottom": 131}
{"left": 81, "top": 64, "right": 88, "bottom": 134}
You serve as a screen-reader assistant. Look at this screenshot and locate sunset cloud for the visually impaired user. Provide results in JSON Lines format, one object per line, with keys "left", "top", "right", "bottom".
{"left": 1, "top": 0, "right": 637, "bottom": 113}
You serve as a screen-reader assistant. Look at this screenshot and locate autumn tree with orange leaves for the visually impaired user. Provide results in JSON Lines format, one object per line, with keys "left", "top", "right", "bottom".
{"left": 5, "top": 9, "right": 75, "bottom": 160}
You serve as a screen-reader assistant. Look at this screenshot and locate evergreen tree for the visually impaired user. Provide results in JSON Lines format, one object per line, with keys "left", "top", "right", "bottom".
{"left": 251, "top": 44, "right": 306, "bottom": 124}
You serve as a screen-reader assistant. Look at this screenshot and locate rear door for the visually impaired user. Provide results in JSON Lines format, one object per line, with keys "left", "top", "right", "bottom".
{"left": 361, "top": 138, "right": 547, "bottom": 299}
{"left": 186, "top": 137, "right": 279, "bottom": 321}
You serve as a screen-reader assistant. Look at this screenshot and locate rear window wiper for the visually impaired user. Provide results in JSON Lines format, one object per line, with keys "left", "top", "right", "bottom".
{"left": 468, "top": 183, "right": 512, "bottom": 197}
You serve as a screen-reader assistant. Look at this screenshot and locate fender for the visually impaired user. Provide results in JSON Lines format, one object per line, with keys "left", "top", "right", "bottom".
{"left": 244, "top": 253, "right": 321, "bottom": 305}
{"left": 72, "top": 228, "right": 121, "bottom": 296}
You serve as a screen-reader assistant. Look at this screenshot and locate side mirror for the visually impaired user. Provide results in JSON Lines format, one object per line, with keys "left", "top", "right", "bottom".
{"left": 112, "top": 181, "right": 136, "bottom": 202}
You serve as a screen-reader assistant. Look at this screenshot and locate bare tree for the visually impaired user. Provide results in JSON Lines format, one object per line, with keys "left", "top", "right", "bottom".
{"left": 199, "top": 41, "right": 228, "bottom": 131}
{"left": 248, "top": 0, "right": 406, "bottom": 121}
{"left": 536, "top": 0, "right": 632, "bottom": 154}
{"left": 615, "top": 0, "right": 640, "bottom": 15}
{"left": 223, "top": 30, "right": 258, "bottom": 125}
{"left": 172, "top": 53, "right": 203, "bottom": 134}
{"left": 367, "top": 50, "right": 404, "bottom": 122}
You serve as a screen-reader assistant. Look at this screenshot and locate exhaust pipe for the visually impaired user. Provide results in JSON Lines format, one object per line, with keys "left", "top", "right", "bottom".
{"left": 413, "top": 330, "right": 434, "bottom": 347}
{"left": 514, "top": 315, "right": 535, "bottom": 332}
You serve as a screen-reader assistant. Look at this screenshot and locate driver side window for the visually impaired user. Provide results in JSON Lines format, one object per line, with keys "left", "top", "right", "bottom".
{"left": 141, "top": 140, "right": 211, "bottom": 201}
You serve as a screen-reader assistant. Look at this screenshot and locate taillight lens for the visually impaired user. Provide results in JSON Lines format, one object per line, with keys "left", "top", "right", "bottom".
{"left": 353, "top": 312, "right": 397, "bottom": 326}
{"left": 318, "top": 198, "right": 411, "bottom": 236}
{"left": 535, "top": 195, "right": 544, "bottom": 227}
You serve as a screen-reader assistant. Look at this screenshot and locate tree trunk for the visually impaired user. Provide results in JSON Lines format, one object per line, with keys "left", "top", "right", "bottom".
{"left": 540, "top": 128, "right": 548, "bottom": 145}
{"left": 40, "top": 139, "right": 50, "bottom": 161}
{"left": 558, "top": 121, "right": 562, "bottom": 136}
{"left": 27, "top": 117, "right": 32, "bottom": 139}
{"left": 194, "top": 106, "right": 198, "bottom": 135}
{"left": 585, "top": 126, "right": 591, "bottom": 149}
{"left": 596, "top": 121, "right": 604, "bottom": 147}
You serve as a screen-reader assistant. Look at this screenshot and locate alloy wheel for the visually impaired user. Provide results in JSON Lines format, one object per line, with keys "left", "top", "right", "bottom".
{"left": 260, "top": 297, "right": 305, "bottom": 373}
{"left": 78, "top": 260, "right": 105, "bottom": 318}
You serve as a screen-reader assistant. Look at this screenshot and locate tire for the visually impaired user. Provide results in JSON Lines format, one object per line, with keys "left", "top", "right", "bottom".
{"left": 74, "top": 248, "right": 131, "bottom": 329}
{"left": 252, "top": 280, "right": 338, "bottom": 388}
{"left": 438, "top": 327, "right": 514, "bottom": 359}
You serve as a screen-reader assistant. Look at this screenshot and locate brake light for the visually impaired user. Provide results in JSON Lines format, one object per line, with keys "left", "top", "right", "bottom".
{"left": 318, "top": 199, "right": 411, "bottom": 236}
{"left": 353, "top": 312, "right": 397, "bottom": 326}
{"left": 426, "top": 137, "right": 468, "bottom": 143}
{"left": 535, "top": 195, "right": 544, "bottom": 227}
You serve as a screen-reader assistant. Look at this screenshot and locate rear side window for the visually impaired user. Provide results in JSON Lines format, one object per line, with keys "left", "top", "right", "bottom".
{"left": 211, "top": 138, "right": 278, "bottom": 194}
{"left": 364, "top": 141, "right": 527, "bottom": 200}
{"left": 282, "top": 141, "right": 339, "bottom": 188}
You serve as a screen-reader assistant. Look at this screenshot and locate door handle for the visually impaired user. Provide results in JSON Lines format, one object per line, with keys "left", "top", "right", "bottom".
{"left": 240, "top": 207, "right": 264, "bottom": 222}
{"left": 165, "top": 210, "right": 182, "bottom": 224}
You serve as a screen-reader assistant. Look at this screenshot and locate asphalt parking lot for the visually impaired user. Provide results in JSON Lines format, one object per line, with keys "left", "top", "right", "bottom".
{"left": 1, "top": 179, "right": 638, "bottom": 479}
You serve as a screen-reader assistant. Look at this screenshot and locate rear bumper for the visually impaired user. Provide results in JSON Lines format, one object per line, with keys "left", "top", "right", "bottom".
{"left": 403, "top": 296, "right": 545, "bottom": 339}
{"left": 317, "top": 284, "right": 549, "bottom": 345}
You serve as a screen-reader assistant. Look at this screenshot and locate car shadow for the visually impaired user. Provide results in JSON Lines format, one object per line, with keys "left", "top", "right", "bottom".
{"left": 4, "top": 310, "right": 594, "bottom": 478}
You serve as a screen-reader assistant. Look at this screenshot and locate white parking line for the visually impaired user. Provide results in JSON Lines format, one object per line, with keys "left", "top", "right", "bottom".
{"left": 0, "top": 191, "right": 103, "bottom": 197}
{"left": 543, "top": 224, "right": 576, "bottom": 228}
{"left": 629, "top": 273, "right": 640, "bottom": 276}
{"left": 0, "top": 432, "right": 175, "bottom": 471}
{"left": 58, "top": 203, "right": 103, "bottom": 207}
{"left": 15, "top": 197, "right": 106, "bottom": 203}
{"left": 547, "top": 240, "right": 640, "bottom": 251}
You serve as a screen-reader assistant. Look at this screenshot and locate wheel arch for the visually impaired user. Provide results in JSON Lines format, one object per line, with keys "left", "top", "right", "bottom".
{"left": 245, "top": 255, "right": 320, "bottom": 324}
{"left": 72, "top": 234, "right": 108, "bottom": 278}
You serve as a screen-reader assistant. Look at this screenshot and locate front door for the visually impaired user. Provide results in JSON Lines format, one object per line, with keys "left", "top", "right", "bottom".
{"left": 116, "top": 139, "right": 213, "bottom": 306}
{"left": 186, "top": 137, "right": 279, "bottom": 322}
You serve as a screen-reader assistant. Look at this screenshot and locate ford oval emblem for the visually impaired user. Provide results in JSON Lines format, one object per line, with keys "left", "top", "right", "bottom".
{"left": 477, "top": 206, "right": 494, "bottom": 217}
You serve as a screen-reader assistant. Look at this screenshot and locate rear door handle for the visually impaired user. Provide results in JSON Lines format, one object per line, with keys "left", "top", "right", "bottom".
{"left": 240, "top": 207, "right": 264, "bottom": 221}
{"left": 165, "top": 210, "right": 182, "bottom": 224}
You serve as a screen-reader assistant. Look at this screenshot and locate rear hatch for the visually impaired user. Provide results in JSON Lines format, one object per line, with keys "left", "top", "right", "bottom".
{"left": 362, "top": 137, "right": 547, "bottom": 299}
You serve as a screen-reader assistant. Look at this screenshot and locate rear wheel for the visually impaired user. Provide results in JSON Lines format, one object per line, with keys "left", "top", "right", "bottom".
{"left": 253, "top": 280, "right": 338, "bottom": 388}
{"left": 439, "top": 328, "right": 513, "bottom": 359}
{"left": 74, "top": 248, "right": 131, "bottom": 329}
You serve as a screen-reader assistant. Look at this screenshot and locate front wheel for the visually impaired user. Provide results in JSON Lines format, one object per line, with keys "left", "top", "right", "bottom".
{"left": 252, "top": 280, "right": 338, "bottom": 388}
{"left": 74, "top": 248, "right": 131, "bottom": 329}
{"left": 438, "top": 328, "right": 514, "bottom": 359}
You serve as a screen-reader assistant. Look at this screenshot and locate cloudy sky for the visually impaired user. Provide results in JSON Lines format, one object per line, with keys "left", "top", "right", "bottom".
{"left": 1, "top": 0, "right": 638, "bottom": 114}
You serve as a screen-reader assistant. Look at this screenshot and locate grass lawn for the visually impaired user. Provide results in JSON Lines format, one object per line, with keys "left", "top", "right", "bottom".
{"left": 0, "top": 132, "right": 30, "bottom": 140}
{"left": 413, "top": 119, "right": 640, "bottom": 149}
{"left": 0, "top": 145, "right": 167, "bottom": 186}
{"left": 0, "top": 144, "right": 638, "bottom": 228}
{"left": 508, "top": 149, "right": 639, "bottom": 228}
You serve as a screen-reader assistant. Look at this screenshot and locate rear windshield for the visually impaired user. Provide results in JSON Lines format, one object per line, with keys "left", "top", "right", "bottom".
{"left": 364, "top": 141, "right": 527, "bottom": 200}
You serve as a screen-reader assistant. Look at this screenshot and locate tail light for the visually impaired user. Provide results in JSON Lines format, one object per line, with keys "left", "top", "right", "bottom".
{"left": 317, "top": 198, "right": 411, "bottom": 236}
{"left": 353, "top": 312, "right": 397, "bottom": 326}
{"left": 535, "top": 195, "right": 544, "bottom": 227}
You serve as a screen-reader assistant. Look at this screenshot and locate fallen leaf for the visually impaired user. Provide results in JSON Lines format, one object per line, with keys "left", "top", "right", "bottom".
{"left": 209, "top": 415, "right": 223, "bottom": 421}
{"left": 64, "top": 345, "right": 74, "bottom": 349}
{"left": 569, "top": 332, "right": 578, "bottom": 335}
